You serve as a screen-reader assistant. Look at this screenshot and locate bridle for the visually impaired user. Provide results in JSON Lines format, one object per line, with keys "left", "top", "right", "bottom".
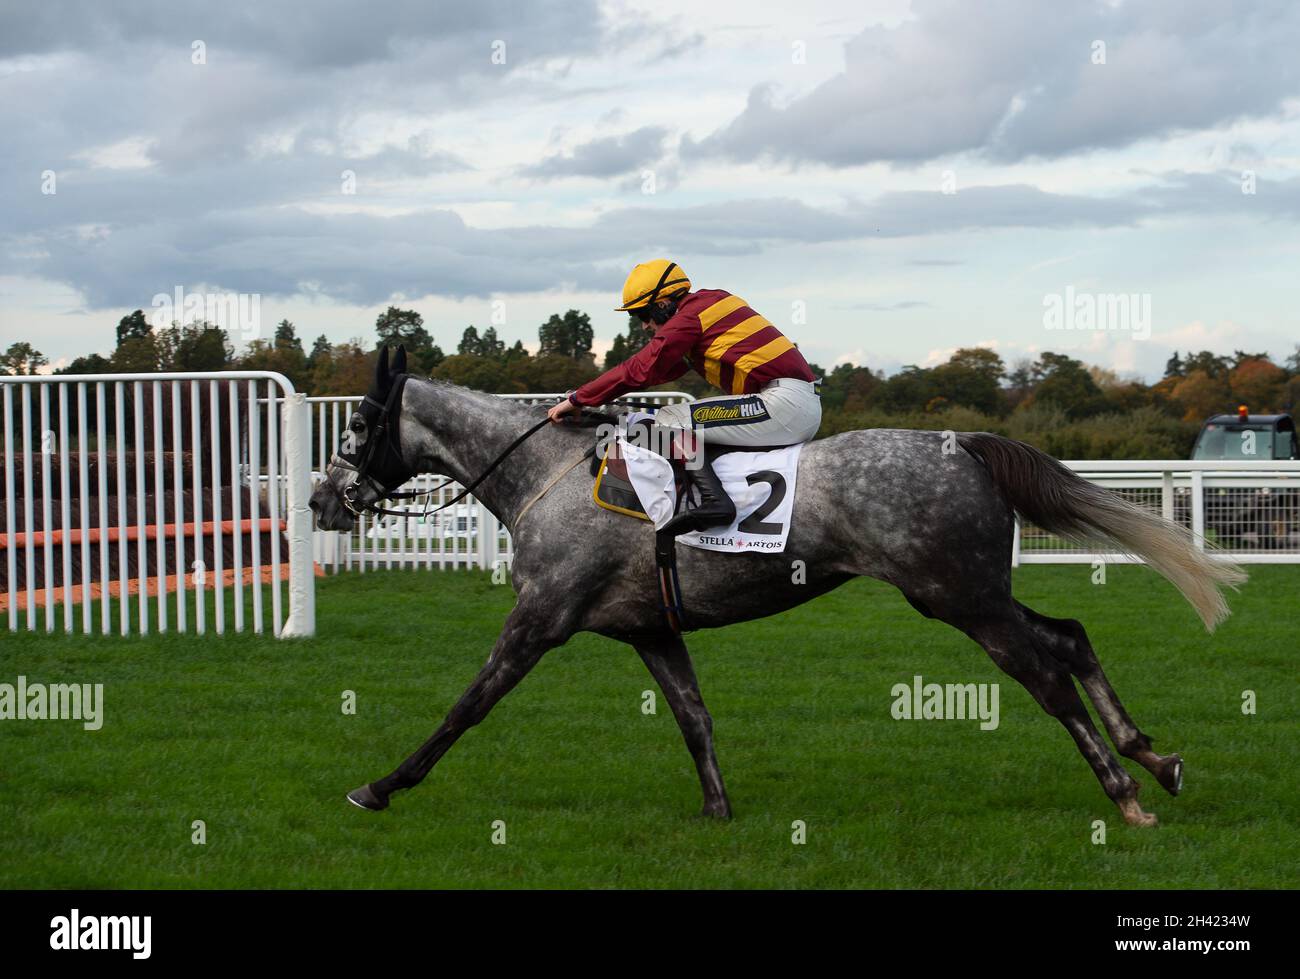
{"left": 330, "top": 373, "right": 559, "bottom": 521}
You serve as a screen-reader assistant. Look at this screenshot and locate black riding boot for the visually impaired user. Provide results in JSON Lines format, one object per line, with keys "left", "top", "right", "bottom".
{"left": 661, "top": 453, "right": 736, "bottom": 537}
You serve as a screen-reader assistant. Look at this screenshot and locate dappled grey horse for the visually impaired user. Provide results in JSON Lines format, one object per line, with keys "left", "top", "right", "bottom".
{"left": 310, "top": 348, "right": 1245, "bottom": 826}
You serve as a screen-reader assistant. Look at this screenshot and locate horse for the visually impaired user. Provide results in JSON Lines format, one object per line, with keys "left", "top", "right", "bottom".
{"left": 309, "top": 347, "right": 1245, "bottom": 827}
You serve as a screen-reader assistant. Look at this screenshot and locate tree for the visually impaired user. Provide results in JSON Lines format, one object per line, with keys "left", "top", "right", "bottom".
{"left": 1171, "top": 369, "right": 1232, "bottom": 422}
{"left": 157, "top": 321, "right": 231, "bottom": 371}
{"left": 239, "top": 334, "right": 309, "bottom": 390}
{"left": 479, "top": 326, "right": 506, "bottom": 359}
{"left": 308, "top": 334, "right": 332, "bottom": 368}
{"left": 458, "top": 325, "right": 482, "bottom": 356}
{"left": 1025, "top": 352, "right": 1107, "bottom": 418}
{"left": 1229, "top": 356, "right": 1286, "bottom": 412}
{"left": 308, "top": 339, "right": 374, "bottom": 395}
{"left": 0, "top": 342, "right": 47, "bottom": 375}
{"left": 875, "top": 365, "right": 937, "bottom": 413}
{"left": 115, "top": 309, "right": 151, "bottom": 349}
{"left": 1182, "top": 350, "right": 1231, "bottom": 379}
{"left": 274, "top": 319, "right": 303, "bottom": 354}
{"left": 818, "top": 362, "right": 882, "bottom": 412}
{"left": 57, "top": 353, "right": 112, "bottom": 375}
{"left": 604, "top": 315, "right": 650, "bottom": 369}
{"left": 1005, "top": 358, "right": 1035, "bottom": 412}
{"left": 538, "top": 309, "right": 594, "bottom": 360}
{"left": 929, "top": 347, "right": 1006, "bottom": 415}
{"left": 374, "top": 306, "right": 443, "bottom": 373}
{"left": 433, "top": 353, "right": 511, "bottom": 392}
{"left": 112, "top": 333, "right": 160, "bottom": 372}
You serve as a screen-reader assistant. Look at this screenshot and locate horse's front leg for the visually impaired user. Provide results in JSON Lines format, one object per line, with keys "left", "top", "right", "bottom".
{"left": 633, "top": 634, "right": 732, "bottom": 818}
{"left": 347, "top": 600, "right": 569, "bottom": 812}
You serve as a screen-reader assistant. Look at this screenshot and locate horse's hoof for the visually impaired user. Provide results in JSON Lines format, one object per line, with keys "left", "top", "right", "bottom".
{"left": 346, "top": 784, "right": 388, "bottom": 811}
{"left": 700, "top": 801, "right": 733, "bottom": 819}
{"left": 1155, "top": 754, "right": 1183, "bottom": 796}
{"left": 1118, "top": 796, "right": 1158, "bottom": 827}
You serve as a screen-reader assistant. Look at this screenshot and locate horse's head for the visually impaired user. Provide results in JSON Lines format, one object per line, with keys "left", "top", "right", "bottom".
{"left": 310, "top": 345, "right": 418, "bottom": 532}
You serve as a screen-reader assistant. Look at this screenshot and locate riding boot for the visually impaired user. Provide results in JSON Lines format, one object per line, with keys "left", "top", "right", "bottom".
{"left": 661, "top": 452, "right": 736, "bottom": 537}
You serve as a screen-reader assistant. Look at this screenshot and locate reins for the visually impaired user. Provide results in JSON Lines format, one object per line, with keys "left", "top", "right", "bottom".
{"left": 340, "top": 380, "right": 640, "bottom": 522}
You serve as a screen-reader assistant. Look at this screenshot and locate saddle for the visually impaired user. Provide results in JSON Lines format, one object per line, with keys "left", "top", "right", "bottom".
{"left": 588, "top": 418, "right": 785, "bottom": 635}
{"left": 589, "top": 420, "right": 753, "bottom": 522}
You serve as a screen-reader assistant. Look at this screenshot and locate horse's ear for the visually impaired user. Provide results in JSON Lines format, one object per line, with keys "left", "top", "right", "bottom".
{"left": 375, "top": 346, "right": 390, "bottom": 387}
{"left": 393, "top": 344, "right": 407, "bottom": 375}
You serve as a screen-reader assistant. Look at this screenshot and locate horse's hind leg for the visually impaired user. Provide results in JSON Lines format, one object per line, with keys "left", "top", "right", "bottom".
{"left": 1017, "top": 604, "right": 1183, "bottom": 796}
{"left": 632, "top": 634, "right": 732, "bottom": 818}
{"left": 964, "top": 608, "right": 1159, "bottom": 827}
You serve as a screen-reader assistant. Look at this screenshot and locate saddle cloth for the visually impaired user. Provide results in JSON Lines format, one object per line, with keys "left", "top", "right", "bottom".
{"left": 620, "top": 438, "right": 803, "bottom": 555}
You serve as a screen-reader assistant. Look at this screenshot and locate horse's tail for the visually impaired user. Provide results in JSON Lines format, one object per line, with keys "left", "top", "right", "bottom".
{"left": 958, "top": 432, "right": 1247, "bottom": 631}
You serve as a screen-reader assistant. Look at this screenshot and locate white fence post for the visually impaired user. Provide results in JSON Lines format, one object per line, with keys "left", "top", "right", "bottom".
{"left": 281, "top": 391, "right": 316, "bottom": 637}
{"left": 1190, "top": 469, "right": 1206, "bottom": 551}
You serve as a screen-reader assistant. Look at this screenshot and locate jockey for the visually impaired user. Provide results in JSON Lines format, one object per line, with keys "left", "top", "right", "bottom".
{"left": 548, "top": 258, "right": 821, "bottom": 536}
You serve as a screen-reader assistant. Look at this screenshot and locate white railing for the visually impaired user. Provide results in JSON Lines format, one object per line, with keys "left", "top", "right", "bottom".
{"left": 1, "top": 372, "right": 315, "bottom": 637}
{"left": 308, "top": 390, "right": 694, "bottom": 573}
{"left": 1013, "top": 459, "right": 1300, "bottom": 565}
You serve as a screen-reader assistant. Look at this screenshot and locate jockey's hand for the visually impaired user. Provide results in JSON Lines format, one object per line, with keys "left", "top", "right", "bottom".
{"left": 547, "top": 397, "right": 582, "bottom": 425}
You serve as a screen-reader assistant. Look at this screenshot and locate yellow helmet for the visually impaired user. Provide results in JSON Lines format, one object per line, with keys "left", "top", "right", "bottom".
{"left": 616, "top": 259, "right": 691, "bottom": 311}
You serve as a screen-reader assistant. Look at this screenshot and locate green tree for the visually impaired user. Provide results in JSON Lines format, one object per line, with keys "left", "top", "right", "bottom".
{"left": 929, "top": 347, "right": 1006, "bottom": 415}
{"left": 1028, "top": 352, "right": 1106, "bottom": 418}
{"left": 875, "top": 365, "right": 937, "bottom": 413}
{"left": 479, "top": 326, "right": 506, "bottom": 359}
{"left": 538, "top": 309, "right": 594, "bottom": 360}
{"left": 433, "top": 353, "right": 512, "bottom": 392}
{"left": 0, "top": 342, "right": 48, "bottom": 375}
{"left": 458, "top": 325, "right": 482, "bottom": 356}
{"left": 111, "top": 334, "right": 160, "bottom": 372}
{"left": 115, "top": 309, "right": 151, "bottom": 349}
{"left": 375, "top": 306, "right": 443, "bottom": 373}
{"left": 1182, "top": 350, "right": 1231, "bottom": 379}
{"left": 274, "top": 319, "right": 303, "bottom": 354}
{"left": 157, "top": 321, "right": 231, "bottom": 371}
{"left": 57, "top": 353, "right": 112, "bottom": 375}
{"left": 604, "top": 315, "right": 651, "bottom": 369}
{"left": 818, "top": 363, "right": 882, "bottom": 412}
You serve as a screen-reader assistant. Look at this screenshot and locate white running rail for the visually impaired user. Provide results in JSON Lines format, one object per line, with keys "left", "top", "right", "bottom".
{"left": 1013, "top": 459, "right": 1300, "bottom": 565}
{"left": 1, "top": 372, "right": 315, "bottom": 638}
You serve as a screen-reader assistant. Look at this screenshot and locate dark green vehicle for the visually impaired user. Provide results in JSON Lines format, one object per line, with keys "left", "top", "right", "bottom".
{"left": 1192, "top": 410, "right": 1298, "bottom": 461}
{"left": 1187, "top": 409, "right": 1298, "bottom": 547}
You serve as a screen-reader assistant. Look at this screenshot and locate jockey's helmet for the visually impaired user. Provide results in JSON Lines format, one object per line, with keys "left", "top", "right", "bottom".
{"left": 616, "top": 259, "right": 691, "bottom": 313}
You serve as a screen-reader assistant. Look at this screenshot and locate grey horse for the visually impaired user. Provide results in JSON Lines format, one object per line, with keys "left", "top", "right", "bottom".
{"left": 310, "top": 347, "right": 1245, "bottom": 827}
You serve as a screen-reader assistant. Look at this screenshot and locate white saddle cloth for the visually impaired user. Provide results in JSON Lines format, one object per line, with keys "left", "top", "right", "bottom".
{"left": 620, "top": 438, "right": 803, "bottom": 554}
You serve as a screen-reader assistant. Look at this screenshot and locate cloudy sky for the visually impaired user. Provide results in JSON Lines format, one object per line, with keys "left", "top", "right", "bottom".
{"left": 2, "top": 0, "right": 1297, "bottom": 380}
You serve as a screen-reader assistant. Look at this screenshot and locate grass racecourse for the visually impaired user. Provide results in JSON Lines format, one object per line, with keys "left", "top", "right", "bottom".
{"left": 0, "top": 564, "right": 1295, "bottom": 889}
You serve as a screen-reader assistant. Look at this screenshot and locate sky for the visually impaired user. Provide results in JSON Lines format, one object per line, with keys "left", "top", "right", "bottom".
{"left": 1, "top": 0, "right": 1298, "bottom": 381}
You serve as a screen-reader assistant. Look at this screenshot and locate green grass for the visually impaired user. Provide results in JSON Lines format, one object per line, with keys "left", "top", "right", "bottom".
{"left": 1, "top": 565, "right": 1296, "bottom": 889}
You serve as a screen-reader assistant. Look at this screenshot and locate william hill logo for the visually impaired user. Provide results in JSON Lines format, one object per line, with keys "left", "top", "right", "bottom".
{"left": 693, "top": 402, "right": 767, "bottom": 423}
